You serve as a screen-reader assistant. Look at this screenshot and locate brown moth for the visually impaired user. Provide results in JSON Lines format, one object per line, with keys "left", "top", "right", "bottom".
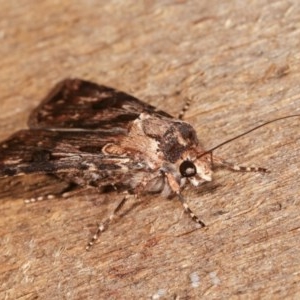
{"left": 0, "top": 79, "right": 297, "bottom": 249}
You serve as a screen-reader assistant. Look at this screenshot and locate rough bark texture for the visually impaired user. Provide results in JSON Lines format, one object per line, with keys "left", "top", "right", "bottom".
{"left": 0, "top": 1, "right": 299, "bottom": 299}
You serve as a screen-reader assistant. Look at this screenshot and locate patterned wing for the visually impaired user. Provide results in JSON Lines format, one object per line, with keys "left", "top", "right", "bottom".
{"left": 0, "top": 129, "right": 120, "bottom": 177}
{"left": 0, "top": 128, "right": 143, "bottom": 190}
{"left": 28, "top": 78, "right": 173, "bottom": 130}
{"left": 0, "top": 79, "right": 168, "bottom": 185}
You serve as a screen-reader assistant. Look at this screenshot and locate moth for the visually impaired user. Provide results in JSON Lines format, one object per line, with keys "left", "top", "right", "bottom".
{"left": 0, "top": 79, "right": 297, "bottom": 249}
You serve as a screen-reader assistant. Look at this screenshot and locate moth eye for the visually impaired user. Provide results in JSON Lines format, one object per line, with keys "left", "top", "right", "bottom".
{"left": 179, "top": 160, "right": 197, "bottom": 177}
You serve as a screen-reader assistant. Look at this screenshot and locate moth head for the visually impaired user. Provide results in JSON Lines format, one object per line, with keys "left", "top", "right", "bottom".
{"left": 179, "top": 153, "right": 212, "bottom": 186}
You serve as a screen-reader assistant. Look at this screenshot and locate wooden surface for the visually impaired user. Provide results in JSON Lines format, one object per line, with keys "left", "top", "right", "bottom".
{"left": 0, "top": 1, "right": 299, "bottom": 299}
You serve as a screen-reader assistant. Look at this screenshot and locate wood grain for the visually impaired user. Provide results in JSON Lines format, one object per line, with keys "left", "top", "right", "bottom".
{"left": 0, "top": 1, "right": 299, "bottom": 299}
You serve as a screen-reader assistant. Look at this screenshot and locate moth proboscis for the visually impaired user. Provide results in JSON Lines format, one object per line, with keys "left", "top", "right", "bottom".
{"left": 0, "top": 78, "right": 298, "bottom": 250}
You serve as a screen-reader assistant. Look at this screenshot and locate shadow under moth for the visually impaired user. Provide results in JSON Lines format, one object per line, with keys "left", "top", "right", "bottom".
{"left": 0, "top": 79, "right": 298, "bottom": 249}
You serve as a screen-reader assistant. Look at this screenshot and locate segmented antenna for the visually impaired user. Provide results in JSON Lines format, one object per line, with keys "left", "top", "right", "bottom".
{"left": 197, "top": 114, "right": 300, "bottom": 159}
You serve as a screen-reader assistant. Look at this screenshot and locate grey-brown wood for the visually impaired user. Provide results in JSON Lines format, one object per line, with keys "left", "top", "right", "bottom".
{"left": 0, "top": 1, "right": 299, "bottom": 299}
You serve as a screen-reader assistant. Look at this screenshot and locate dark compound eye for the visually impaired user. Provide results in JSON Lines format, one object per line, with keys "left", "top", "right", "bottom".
{"left": 179, "top": 160, "right": 197, "bottom": 177}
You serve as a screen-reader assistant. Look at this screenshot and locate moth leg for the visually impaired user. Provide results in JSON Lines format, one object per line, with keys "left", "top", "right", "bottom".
{"left": 178, "top": 97, "right": 192, "bottom": 120}
{"left": 177, "top": 193, "right": 205, "bottom": 227}
{"left": 60, "top": 182, "right": 86, "bottom": 198}
{"left": 212, "top": 155, "right": 268, "bottom": 173}
{"left": 24, "top": 181, "right": 79, "bottom": 203}
{"left": 86, "top": 194, "right": 129, "bottom": 251}
{"left": 24, "top": 194, "right": 56, "bottom": 203}
{"left": 165, "top": 172, "right": 205, "bottom": 228}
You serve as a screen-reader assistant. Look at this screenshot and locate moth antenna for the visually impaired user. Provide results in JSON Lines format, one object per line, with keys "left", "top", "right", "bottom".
{"left": 178, "top": 97, "right": 192, "bottom": 120}
{"left": 86, "top": 194, "right": 129, "bottom": 250}
{"left": 177, "top": 193, "right": 205, "bottom": 227}
{"left": 197, "top": 114, "right": 300, "bottom": 159}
